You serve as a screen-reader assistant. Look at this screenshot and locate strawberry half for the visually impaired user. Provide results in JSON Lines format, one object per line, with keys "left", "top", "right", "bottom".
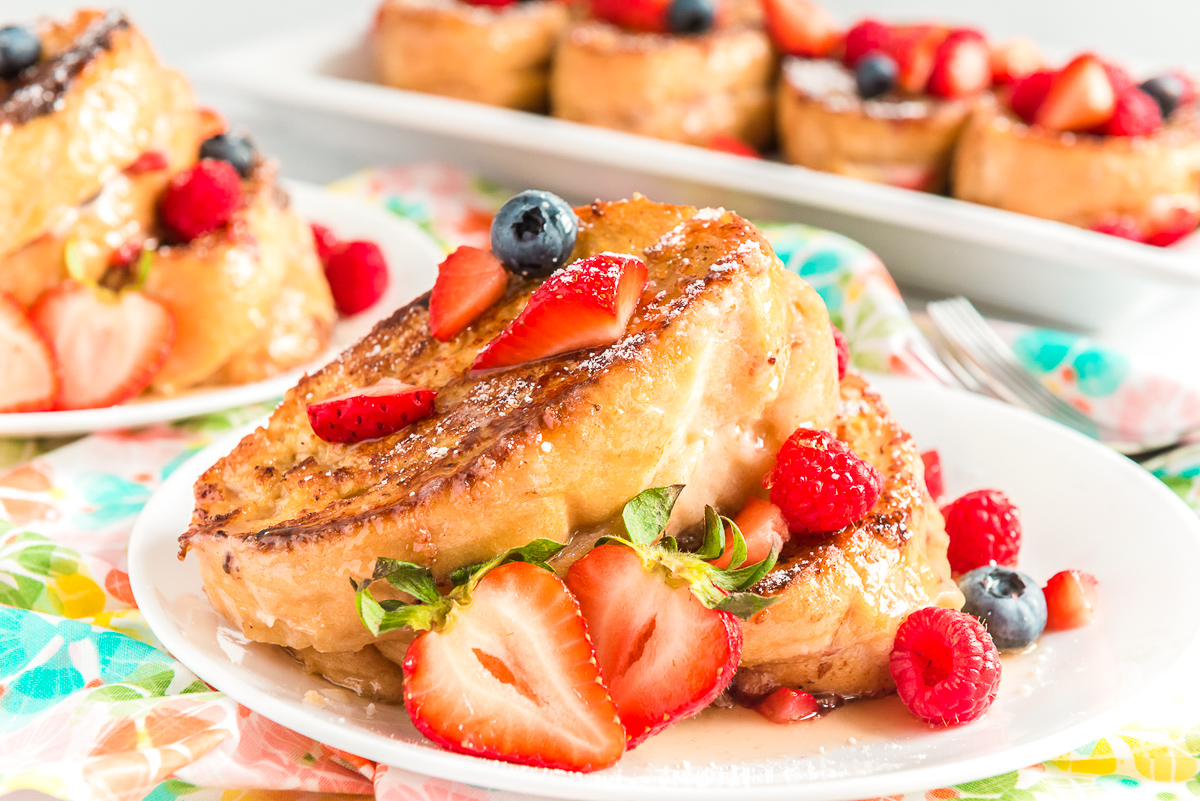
{"left": 355, "top": 542, "right": 626, "bottom": 772}
{"left": 30, "top": 284, "right": 174, "bottom": 410}
{"left": 762, "top": 0, "right": 842, "bottom": 58}
{"left": 429, "top": 246, "right": 509, "bottom": 342}
{"left": 306, "top": 377, "right": 436, "bottom": 444}
{"left": 566, "top": 486, "right": 781, "bottom": 747}
{"left": 472, "top": 253, "right": 647, "bottom": 372}
{"left": 1007, "top": 69, "right": 1054, "bottom": 124}
{"left": 0, "top": 293, "right": 58, "bottom": 413}
{"left": 1035, "top": 54, "right": 1116, "bottom": 132}
{"left": 927, "top": 29, "right": 991, "bottom": 99}
{"left": 842, "top": 19, "right": 893, "bottom": 69}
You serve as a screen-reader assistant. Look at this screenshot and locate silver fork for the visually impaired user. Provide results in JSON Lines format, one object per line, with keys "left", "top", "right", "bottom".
{"left": 924, "top": 297, "right": 1187, "bottom": 458}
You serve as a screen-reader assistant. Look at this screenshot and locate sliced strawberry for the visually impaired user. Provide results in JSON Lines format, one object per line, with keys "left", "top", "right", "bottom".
{"left": 1102, "top": 88, "right": 1164, "bottom": 137}
{"left": 310, "top": 223, "right": 341, "bottom": 263}
{"left": 306, "top": 377, "right": 435, "bottom": 444}
{"left": 1144, "top": 203, "right": 1200, "bottom": 247}
{"left": 472, "top": 253, "right": 647, "bottom": 372}
{"left": 754, "top": 687, "right": 820, "bottom": 724}
{"left": 30, "top": 284, "right": 174, "bottom": 410}
{"left": 762, "top": 0, "right": 842, "bottom": 58}
{"left": 402, "top": 561, "right": 625, "bottom": 772}
{"left": 1043, "top": 569, "right": 1099, "bottom": 630}
{"left": 592, "top": 0, "right": 670, "bottom": 33}
{"left": 842, "top": 19, "right": 893, "bottom": 69}
{"left": 708, "top": 134, "right": 763, "bottom": 158}
{"left": 990, "top": 37, "right": 1045, "bottom": 85}
{"left": 927, "top": 29, "right": 990, "bottom": 99}
{"left": 567, "top": 542, "right": 742, "bottom": 747}
{"left": 920, "top": 449, "right": 944, "bottom": 502}
{"left": 1007, "top": 69, "right": 1054, "bottom": 123}
{"left": 429, "top": 246, "right": 509, "bottom": 342}
{"left": 712, "top": 496, "right": 788, "bottom": 569}
{"left": 125, "top": 150, "right": 169, "bottom": 175}
{"left": 887, "top": 25, "right": 949, "bottom": 94}
{"left": 0, "top": 293, "right": 58, "bottom": 413}
{"left": 1090, "top": 214, "right": 1145, "bottom": 242}
{"left": 1035, "top": 54, "right": 1116, "bottom": 132}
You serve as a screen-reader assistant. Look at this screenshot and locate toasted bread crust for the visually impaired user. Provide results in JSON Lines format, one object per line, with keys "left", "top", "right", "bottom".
{"left": 181, "top": 196, "right": 837, "bottom": 653}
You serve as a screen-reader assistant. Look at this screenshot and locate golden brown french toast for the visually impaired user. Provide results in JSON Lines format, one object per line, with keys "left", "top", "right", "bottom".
{"left": 0, "top": 9, "right": 198, "bottom": 257}
{"left": 180, "top": 195, "right": 839, "bottom": 655}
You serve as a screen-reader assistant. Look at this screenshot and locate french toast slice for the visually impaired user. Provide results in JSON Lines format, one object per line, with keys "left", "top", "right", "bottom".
{"left": 180, "top": 195, "right": 838, "bottom": 654}
{"left": 0, "top": 10, "right": 198, "bottom": 257}
{"left": 737, "top": 372, "right": 962, "bottom": 698}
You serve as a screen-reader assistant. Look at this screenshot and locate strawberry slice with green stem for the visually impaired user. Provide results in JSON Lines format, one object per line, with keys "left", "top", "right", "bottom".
{"left": 354, "top": 540, "right": 626, "bottom": 772}
{"left": 567, "top": 486, "right": 782, "bottom": 747}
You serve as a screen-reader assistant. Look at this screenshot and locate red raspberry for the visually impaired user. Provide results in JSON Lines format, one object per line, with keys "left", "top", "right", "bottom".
{"left": 1043, "top": 569, "right": 1100, "bottom": 630}
{"left": 890, "top": 606, "right": 1001, "bottom": 725}
{"left": 831, "top": 324, "right": 849, "bottom": 380}
{"left": 1007, "top": 70, "right": 1054, "bottom": 123}
{"left": 920, "top": 449, "right": 944, "bottom": 502}
{"left": 324, "top": 241, "right": 390, "bottom": 315}
{"left": 159, "top": 159, "right": 242, "bottom": 241}
{"left": 943, "top": 489, "right": 1021, "bottom": 574}
{"left": 1102, "top": 88, "right": 1163, "bottom": 136}
{"left": 310, "top": 223, "right": 341, "bottom": 263}
{"left": 763, "top": 428, "right": 884, "bottom": 535}
{"left": 1101, "top": 61, "right": 1137, "bottom": 96}
{"left": 842, "top": 19, "right": 893, "bottom": 69}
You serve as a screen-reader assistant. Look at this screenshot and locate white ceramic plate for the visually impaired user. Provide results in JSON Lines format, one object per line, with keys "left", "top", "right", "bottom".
{"left": 128, "top": 374, "right": 1200, "bottom": 801}
{"left": 0, "top": 181, "right": 443, "bottom": 437}
{"left": 194, "top": 23, "right": 1200, "bottom": 330}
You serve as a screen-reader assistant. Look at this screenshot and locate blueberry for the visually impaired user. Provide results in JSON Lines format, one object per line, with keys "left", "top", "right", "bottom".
{"left": 667, "top": 0, "right": 716, "bottom": 35}
{"left": 0, "top": 26, "right": 41, "bottom": 80}
{"left": 957, "top": 566, "right": 1047, "bottom": 651}
{"left": 199, "top": 133, "right": 257, "bottom": 178}
{"left": 1140, "top": 75, "right": 1186, "bottom": 120}
{"left": 855, "top": 53, "right": 897, "bottom": 100}
{"left": 490, "top": 190, "right": 578, "bottom": 277}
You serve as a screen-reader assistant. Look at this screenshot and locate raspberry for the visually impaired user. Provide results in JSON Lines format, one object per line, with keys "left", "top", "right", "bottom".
{"left": 920, "top": 449, "right": 943, "bottom": 502}
{"left": 890, "top": 606, "right": 1001, "bottom": 725}
{"left": 1102, "top": 88, "right": 1163, "bottom": 136}
{"left": 324, "top": 241, "right": 389, "bottom": 315}
{"left": 1043, "top": 569, "right": 1100, "bottom": 630}
{"left": 943, "top": 489, "right": 1021, "bottom": 574}
{"left": 1007, "top": 70, "right": 1053, "bottom": 123}
{"left": 1101, "top": 61, "right": 1137, "bottom": 96}
{"left": 159, "top": 159, "right": 242, "bottom": 241}
{"left": 831, "top": 324, "right": 849, "bottom": 380}
{"left": 842, "top": 19, "right": 893, "bottom": 69}
{"left": 763, "top": 428, "right": 884, "bottom": 534}
{"left": 310, "top": 223, "right": 341, "bottom": 263}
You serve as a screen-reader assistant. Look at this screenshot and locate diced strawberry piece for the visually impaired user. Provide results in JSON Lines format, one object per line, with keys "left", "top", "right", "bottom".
{"left": 1007, "top": 69, "right": 1054, "bottom": 123}
{"left": 306, "top": 377, "right": 435, "bottom": 444}
{"left": 1144, "top": 203, "right": 1200, "bottom": 247}
{"left": 567, "top": 542, "right": 742, "bottom": 747}
{"left": 324, "top": 241, "right": 390, "bottom": 316}
{"left": 887, "top": 25, "right": 949, "bottom": 94}
{"left": 762, "top": 0, "right": 841, "bottom": 58}
{"left": 1043, "top": 569, "right": 1099, "bottom": 630}
{"left": 1090, "top": 214, "right": 1145, "bottom": 242}
{"left": 920, "top": 449, "right": 944, "bottom": 502}
{"left": 429, "top": 246, "right": 509, "bottom": 342}
{"left": 591, "top": 0, "right": 670, "bottom": 33}
{"left": 1102, "top": 88, "right": 1163, "bottom": 136}
{"left": 126, "top": 150, "right": 169, "bottom": 175}
{"left": 990, "top": 37, "right": 1045, "bottom": 85}
{"left": 1035, "top": 54, "right": 1116, "bottom": 132}
{"left": 754, "top": 687, "right": 820, "bottom": 724}
{"left": 712, "top": 496, "right": 789, "bottom": 569}
{"left": 842, "top": 19, "right": 893, "bottom": 69}
{"left": 30, "top": 284, "right": 174, "bottom": 410}
{"left": 472, "top": 253, "right": 648, "bottom": 371}
{"left": 707, "top": 134, "right": 763, "bottom": 158}
{"left": 927, "top": 29, "right": 991, "bottom": 99}
{"left": 0, "top": 293, "right": 58, "bottom": 413}
{"left": 403, "top": 562, "right": 625, "bottom": 771}
{"left": 310, "top": 223, "right": 341, "bottom": 263}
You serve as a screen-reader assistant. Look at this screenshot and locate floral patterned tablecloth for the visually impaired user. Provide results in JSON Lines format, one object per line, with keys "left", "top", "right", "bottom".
{"left": 2, "top": 163, "right": 1200, "bottom": 801}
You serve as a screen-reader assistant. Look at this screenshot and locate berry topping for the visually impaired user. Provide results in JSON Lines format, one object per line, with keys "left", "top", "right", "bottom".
{"left": 0, "top": 293, "right": 58, "bottom": 413}
{"left": 323, "top": 241, "right": 390, "bottom": 316}
{"left": 461, "top": 0, "right": 517, "bottom": 6}
{"left": 429, "top": 246, "right": 509, "bottom": 341}
{"left": 199, "top": 132, "right": 258, "bottom": 178}
{"left": 754, "top": 688, "right": 820, "bottom": 724}
{"left": 1090, "top": 214, "right": 1145, "bottom": 242}
{"left": 1101, "top": 87, "right": 1163, "bottom": 136}
{"left": 957, "top": 566, "right": 1047, "bottom": 651}
{"left": 472, "top": 252, "right": 647, "bottom": 371}
{"left": 763, "top": 428, "right": 884, "bottom": 535}
{"left": 920, "top": 449, "right": 943, "bottom": 502}
{"left": 1035, "top": 54, "right": 1116, "bottom": 132}
{"left": 990, "top": 37, "right": 1045, "bottom": 85}
{"left": 310, "top": 223, "right": 341, "bottom": 263}
{"left": 942, "top": 489, "right": 1021, "bottom": 574}
{"left": 1144, "top": 202, "right": 1200, "bottom": 247}
{"left": 842, "top": 19, "right": 893, "bottom": 69}
{"left": 927, "top": 30, "right": 991, "bottom": 99}
{"left": 889, "top": 606, "right": 1002, "bottom": 726}
{"left": 831, "top": 323, "right": 849, "bottom": 379}
{"left": 159, "top": 159, "right": 243, "bottom": 241}
{"left": 306, "top": 378, "right": 435, "bottom": 444}
{"left": 1101, "top": 61, "right": 1137, "bottom": 96}
{"left": 707, "top": 134, "right": 762, "bottom": 157}
{"left": 0, "top": 26, "right": 40, "bottom": 80}
{"left": 711, "top": 496, "right": 789, "bottom": 569}
{"left": 1043, "top": 569, "right": 1100, "bottom": 630}
{"left": 1007, "top": 69, "right": 1054, "bottom": 124}
{"left": 667, "top": 0, "right": 715, "bottom": 34}
{"left": 125, "top": 150, "right": 170, "bottom": 175}
{"left": 855, "top": 53, "right": 898, "bottom": 100}
{"left": 1140, "top": 75, "right": 1189, "bottom": 120}
{"left": 30, "top": 284, "right": 175, "bottom": 410}
{"left": 888, "top": 25, "right": 948, "bottom": 94}
{"left": 762, "top": 0, "right": 841, "bottom": 59}
{"left": 592, "top": 0, "right": 671, "bottom": 34}
{"left": 490, "top": 190, "right": 580, "bottom": 276}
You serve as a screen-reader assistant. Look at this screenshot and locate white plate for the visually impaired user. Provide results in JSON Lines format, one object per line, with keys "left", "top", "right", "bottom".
{"left": 195, "top": 23, "right": 1200, "bottom": 331}
{"left": 0, "top": 181, "right": 443, "bottom": 437}
{"left": 128, "top": 374, "right": 1200, "bottom": 801}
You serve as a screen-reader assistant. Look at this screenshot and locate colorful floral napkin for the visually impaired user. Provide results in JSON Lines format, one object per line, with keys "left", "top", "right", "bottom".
{"left": 3, "top": 163, "right": 1200, "bottom": 801}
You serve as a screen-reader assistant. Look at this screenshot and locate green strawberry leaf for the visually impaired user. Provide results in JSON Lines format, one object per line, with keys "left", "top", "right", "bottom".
{"left": 715, "top": 591, "right": 779, "bottom": 619}
{"left": 622, "top": 484, "right": 684, "bottom": 546}
{"left": 355, "top": 583, "right": 440, "bottom": 636}
{"left": 695, "top": 505, "right": 726, "bottom": 560}
{"left": 373, "top": 558, "right": 441, "bottom": 606}
{"left": 450, "top": 538, "right": 565, "bottom": 588}
{"left": 718, "top": 538, "right": 781, "bottom": 592}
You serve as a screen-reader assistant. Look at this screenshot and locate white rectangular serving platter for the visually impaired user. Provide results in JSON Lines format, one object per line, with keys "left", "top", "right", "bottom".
{"left": 195, "top": 21, "right": 1200, "bottom": 331}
